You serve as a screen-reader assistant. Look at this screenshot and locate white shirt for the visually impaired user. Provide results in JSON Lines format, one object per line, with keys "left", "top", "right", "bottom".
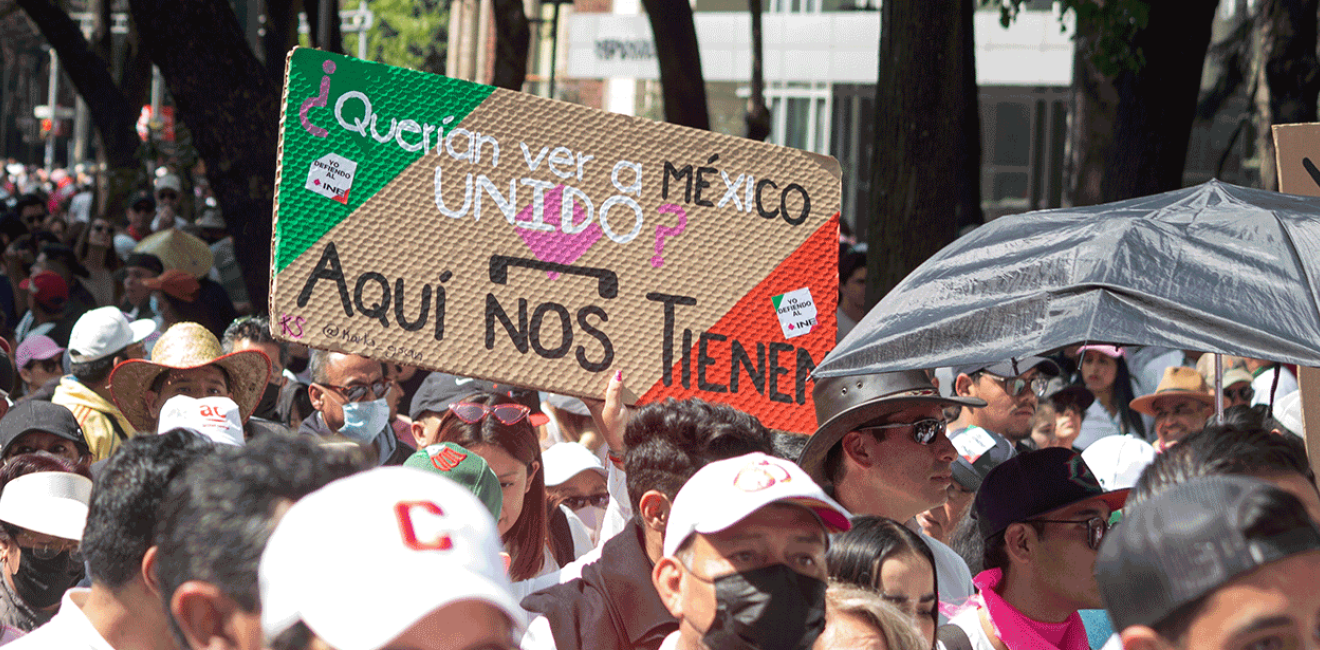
{"left": 1075, "top": 400, "right": 1123, "bottom": 450}
{"left": 4, "top": 589, "right": 112, "bottom": 650}
{"left": 1252, "top": 366, "right": 1298, "bottom": 406}
{"left": 945, "top": 607, "right": 997, "bottom": 650}
{"left": 924, "top": 532, "right": 975, "bottom": 623}
{"left": 658, "top": 630, "right": 682, "bottom": 650}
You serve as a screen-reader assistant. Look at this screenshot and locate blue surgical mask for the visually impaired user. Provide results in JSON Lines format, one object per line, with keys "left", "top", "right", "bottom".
{"left": 338, "top": 398, "right": 390, "bottom": 444}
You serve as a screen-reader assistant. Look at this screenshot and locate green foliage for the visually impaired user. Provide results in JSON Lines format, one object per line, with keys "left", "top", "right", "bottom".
{"left": 993, "top": 0, "right": 1149, "bottom": 76}
{"left": 343, "top": 0, "right": 448, "bottom": 73}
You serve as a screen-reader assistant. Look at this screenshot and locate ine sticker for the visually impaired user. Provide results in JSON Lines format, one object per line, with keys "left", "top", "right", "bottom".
{"left": 772, "top": 287, "right": 817, "bottom": 339}
{"left": 306, "top": 153, "right": 358, "bottom": 204}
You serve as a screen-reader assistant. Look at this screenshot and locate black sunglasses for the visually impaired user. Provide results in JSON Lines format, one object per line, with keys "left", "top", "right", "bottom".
{"left": 988, "top": 374, "right": 1049, "bottom": 398}
{"left": 858, "top": 418, "right": 947, "bottom": 445}
{"left": 320, "top": 380, "right": 389, "bottom": 402}
{"left": 1224, "top": 386, "right": 1254, "bottom": 402}
{"left": 562, "top": 494, "right": 609, "bottom": 510}
{"left": 1029, "top": 516, "right": 1109, "bottom": 550}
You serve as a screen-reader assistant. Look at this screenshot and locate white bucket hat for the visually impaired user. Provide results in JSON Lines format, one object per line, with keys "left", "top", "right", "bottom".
{"left": 0, "top": 472, "right": 94, "bottom": 541}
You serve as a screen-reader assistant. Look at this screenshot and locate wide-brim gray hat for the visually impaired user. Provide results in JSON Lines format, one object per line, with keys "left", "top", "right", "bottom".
{"left": 800, "top": 370, "right": 985, "bottom": 486}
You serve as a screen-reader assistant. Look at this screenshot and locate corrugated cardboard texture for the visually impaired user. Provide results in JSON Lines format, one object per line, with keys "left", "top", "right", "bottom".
{"left": 271, "top": 48, "right": 840, "bottom": 432}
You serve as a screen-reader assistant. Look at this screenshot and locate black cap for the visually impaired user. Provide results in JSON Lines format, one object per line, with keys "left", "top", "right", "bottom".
{"left": 954, "top": 356, "right": 1061, "bottom": 379}
{"left": 973, "top": 447, "right": 1128, "bottom": 539}
{"left": 1041, "top": 377, "right": 1095, "bottom": 412}
{"left": 124, "top": 253, "right": 164, "bottom": 276}
{"left": 949, "top": 426, "right": 1016, "bottom": 492}
{"left": 408, "top": 373, "right": 497, "bottom": 420}
{"left": 0, "top": 401, "right": 86, "bottom": 455}
{"left": 129, "top": 191, "right": 156, "bottom": 211}
{"left": 1097, "top": 475, "right": 1320, "bottom": 632}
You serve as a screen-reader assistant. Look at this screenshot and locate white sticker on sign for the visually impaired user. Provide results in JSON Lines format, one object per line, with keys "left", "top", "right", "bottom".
{"left": 306, "top": 153, "right": 358, "bottom": 204}
{"left": 772, "top": 288, "right": 817, "bottom": 339}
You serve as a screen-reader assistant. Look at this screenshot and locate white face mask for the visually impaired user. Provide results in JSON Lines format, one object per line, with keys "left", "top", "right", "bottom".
{"left": 574, "top": 505, "right": 607, "bottom": 545}
{"left": 338, "top": 397, "right": 390, "bottom": 444}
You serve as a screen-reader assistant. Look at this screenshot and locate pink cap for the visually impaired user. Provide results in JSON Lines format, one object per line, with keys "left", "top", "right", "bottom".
{"left": 15, "top": 334, "right": 64, "bottom": 369}
{"left": 1078, "top": 344, "right": 1124, "bottom": 359}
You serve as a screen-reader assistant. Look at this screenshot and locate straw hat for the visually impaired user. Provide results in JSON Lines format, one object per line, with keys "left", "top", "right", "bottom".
{"left": 1129, "top": 366, "right": 1215, "bottom": 416}
{"left": 109, "top": 323, "right": 271, "bottom": 431}
{"left": 133, "top": 228, "right": 214, "bottom": 278}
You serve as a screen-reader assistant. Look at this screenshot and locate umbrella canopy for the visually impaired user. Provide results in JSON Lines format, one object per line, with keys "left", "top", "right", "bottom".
{"left": 817, "top": 179, "right": 1320, "bottom": 378}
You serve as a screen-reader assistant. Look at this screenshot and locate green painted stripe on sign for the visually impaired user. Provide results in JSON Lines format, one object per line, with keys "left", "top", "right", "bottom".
{"left": 274, "top": 48, "right": 495, "bottom": 273}
{"left": 772, "top": 294, "right": 784, "bottom": 310}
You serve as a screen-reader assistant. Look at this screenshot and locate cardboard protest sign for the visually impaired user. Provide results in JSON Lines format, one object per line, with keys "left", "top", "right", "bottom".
{"left": 1271, "top": 123, "right": 1320, "bottom": 469}
{"left": 271, "top": 48, "right": 840, "bottom": 432}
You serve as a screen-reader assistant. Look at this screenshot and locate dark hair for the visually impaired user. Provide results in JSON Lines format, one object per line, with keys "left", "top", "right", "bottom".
{"left": 0, "top": 453, "right": 90, "bottom": 485}
{"left": 827, "top": 516, "right": 939, "bottom": 631}
{"left": 70, "top": 349, "right": 125, "bottom": 385}
{"left": 72, "top": 216, "right": 121, "bottom": 273}
{"left": 435, "top": 391, "right": 546, "bottom": 582}
{"left": 623, "top": 398, "right": 774, "bottom": 513}
{"left": 39, "top": 243, "right": 86, "bottom": 278}
{"left": 772, "top": 430, "right": 810, "bottom": 462}
{"left": 0, "top": 214, "right": 28, "bottom": 244}
{"left": 949, "top": 509, "right": 984, "bottom": 575}
{"left": 1220, "top": 403, "right": 1283, "bottom": 433}
{"left": 839, "top": 250, "right": 866, "bottom": 286}
{"left": 981, "top": 521, "right": 1045, "bottom": 573}
{"left": 1147, "top": 485, "right": 1314, "bottom": 643}
{"left": 223, "top": 315, "right": 288, "bottom": 366}
{"left": 12, "top": 194, "right": 45, "bottom": 217}
{"left": 1077, "top": 351, "right": 1145, "bottom": 438}
{"left": 149, "top": 364, "right": 232, "bottom": 394}
{"left": 83, "top": 430, "right": 214, "bottom": 588}
{"left": 1130, "top": 423, "right": 1315, "bottom": 509}
{"left": 155, "top": 435, "right": 370, "bottom": 649}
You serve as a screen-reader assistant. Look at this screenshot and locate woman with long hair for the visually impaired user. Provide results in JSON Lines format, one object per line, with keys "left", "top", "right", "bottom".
{"left": 435, "top": 391, "right": 578, "bottom": 581}
{"left": 1074, "top": 345, "right": 1146, "bottom": 449}
{"left": 72, "top": 216, "right": 121, "bottom": 307}
{"left": 827, "top": 516, "right": 940, "bottom": 648}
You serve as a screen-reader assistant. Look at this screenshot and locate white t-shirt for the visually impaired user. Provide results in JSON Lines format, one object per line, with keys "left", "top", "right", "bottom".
{"left": 944, "top": 607, "right": 997, "bottom": 650}
{"left": 1252, "top": 366, "right": 1298, "bottom": 407}
{"left": 4, "top": 588, "right": 113, "bottom": 650}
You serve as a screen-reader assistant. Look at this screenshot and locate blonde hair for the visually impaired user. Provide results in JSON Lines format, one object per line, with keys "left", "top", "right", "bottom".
{"left": 823, "top": 581, "right": 929, "bottom": 650}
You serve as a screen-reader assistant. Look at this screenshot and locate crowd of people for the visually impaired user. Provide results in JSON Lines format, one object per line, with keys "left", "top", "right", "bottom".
{"left": 0, "top": 163, "right": 1310, "bottom": 650}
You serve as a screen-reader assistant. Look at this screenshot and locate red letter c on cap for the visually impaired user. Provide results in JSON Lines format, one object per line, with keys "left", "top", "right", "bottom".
{"left": 394, "top": 501, "right": 453, "bottom": 551}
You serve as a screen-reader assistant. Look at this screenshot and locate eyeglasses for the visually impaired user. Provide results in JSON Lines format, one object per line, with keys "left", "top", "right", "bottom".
{"left": 320, "top": 380, "right": 389, "bottom": 402}
{"left": 986, "top": 374, "right": 1049, "bottom": 398}
{"left": 449, "top": 402, "right": 530, "bottom": 426}
{"left": 1029, "top": 516, "right": 1109, "bottom": 551}
{"left": 10, "top": 530, "right": 80, "bottom": 560}
{"left": 562, "top": 494, "right": 609, "bottom": 510}
{"left": 157, "top": 191, "right": 179, "bottom": 200}
{"left": 1224, "top": 386, "right": 1254, "bottom": 402}
{"left": 857, "top": 418, "right": 947, "bottom": 445}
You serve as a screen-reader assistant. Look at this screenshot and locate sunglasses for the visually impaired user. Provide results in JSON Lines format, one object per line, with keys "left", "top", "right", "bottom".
{"left": 858, "top": 418, "right": 947, "bottom": 445}
{"left": 157, "top": 191, "right": 179, "bottom": 200}
{"left": 1224, "top": 386, "right": 1254, "bottom": 402}
{"left": 1030, "top": 516, "right": 1110, "bottom": 550}
{"left": 449, "top": 402, "right": 530, "bottom": 426}
{"left": 562, "top": 494, "right": 609, "bottom": 510}
{"left": 90, "top": 224, "right": 111, "bottom": 233}
{"left": 987, "top": 374, "right": 1049, "bottom": 398}
{"left": 321, "top": 380, "right": 389, "bottom": 402}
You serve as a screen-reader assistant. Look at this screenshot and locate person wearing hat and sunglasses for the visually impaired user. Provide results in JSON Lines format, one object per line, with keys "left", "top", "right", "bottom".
{"left": 799, "top": 370, "right": 986, "bottom": 616}
{"left": 1097, "top": 476, "right": 1320, "bottom": 650}
{"left": 943, "top": 447, "right": 1127, "bottom": 650}
{"left": 300, "top": 350, "right": 409, "bottom": 467}
{"left": 951, "top": 357, "right": 1063, "bottom": 455}
{"left": 1128, "top": 366, "right": 1214, "bottom": 452}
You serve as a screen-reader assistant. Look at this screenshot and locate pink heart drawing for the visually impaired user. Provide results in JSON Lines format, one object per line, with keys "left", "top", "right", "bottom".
{"left": 515, "top": 185, "right": 603, "bottom": 279}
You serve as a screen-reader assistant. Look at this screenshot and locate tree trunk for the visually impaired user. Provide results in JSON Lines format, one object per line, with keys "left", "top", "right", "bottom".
{"left": 489, "top": 0, "right": 530, "bottom": 90}
{"left": 865, "top": 0, "right": 980, "bottom": 304}
{"left": 1255, "top": 0, "right": 1319, "bottom": 191}
{"left": 640, "top": 0, "right": 710, "bottom": 129}
{"left": 305, "top": 0, "right": 344, "bottom": 55}
{"left": 130, "top": 0, "right": 279, "bottom": 310}
{"left": 1069, "top": 1, "right": 1220, "bottom": 206}
{"left": 16, "top": 0, "right": 143, "bottom": 216}
{"left": 744, "top": 0, "right": 770, "bottom": 141}
{"left": 264, "top": 0, "right": 302, "bottom": 83}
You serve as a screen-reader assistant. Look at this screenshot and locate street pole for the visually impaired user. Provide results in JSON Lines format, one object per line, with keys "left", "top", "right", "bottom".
{"left": 44, "top": 48, "right": 59, "bottom": 172}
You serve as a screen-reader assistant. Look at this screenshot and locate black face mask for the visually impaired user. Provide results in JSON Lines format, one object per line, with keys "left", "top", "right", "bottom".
{"left": 253, "top": 381, "right": 281, "bottom": 421}
{"left": 12, "top": 548, "right": 83, "bottom": 609}
{"left": 691, "top": 563, "right": 827, "bottom": 650}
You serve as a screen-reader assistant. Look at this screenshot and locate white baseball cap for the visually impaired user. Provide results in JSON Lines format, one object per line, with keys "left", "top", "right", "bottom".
{"left": 542, "top": 442, "right": 607, "bottom": 487}
{"left": 1081, "top": 435, "right": 1157, "bottom": 491}
{"left": 0, "top": 472, "right": 93, "bottom": 540}
{"left": 663, "top": 452, "right": 851, "bottom": 558}
{"left": 68, "top": 306, "right": 156, "bottom": 363}
{"left": 157, "top": 396, "right": 245, "bottom": 447}
{"left": 260, "top": 467, "right": 524, "bottom": 650}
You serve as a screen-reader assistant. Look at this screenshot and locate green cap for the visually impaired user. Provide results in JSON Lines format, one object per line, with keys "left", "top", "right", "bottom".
{"left": 404, "top": 442, "right": 503, "bottom": 520}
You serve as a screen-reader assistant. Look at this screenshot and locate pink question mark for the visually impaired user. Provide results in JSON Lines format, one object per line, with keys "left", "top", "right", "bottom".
{"left": 651, "top": 204, "right": 688, "bottom": 268}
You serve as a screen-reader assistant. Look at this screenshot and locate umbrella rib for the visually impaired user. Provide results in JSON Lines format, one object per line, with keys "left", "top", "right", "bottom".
{"left": 1273, "top": 212, "right": 1320, "bottom": 338}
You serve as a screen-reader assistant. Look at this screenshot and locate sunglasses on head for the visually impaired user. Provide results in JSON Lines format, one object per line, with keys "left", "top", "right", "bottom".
{"left": 857, "top": 418, "right": 947, "bottom": 445}
{"left": 449, "top": 402, "right": 530, "bottom": 426}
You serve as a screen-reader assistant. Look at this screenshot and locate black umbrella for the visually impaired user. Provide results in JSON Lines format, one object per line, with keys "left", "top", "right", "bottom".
{"left": 817, "top": 180, "right": 1320, "bottom": 378}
